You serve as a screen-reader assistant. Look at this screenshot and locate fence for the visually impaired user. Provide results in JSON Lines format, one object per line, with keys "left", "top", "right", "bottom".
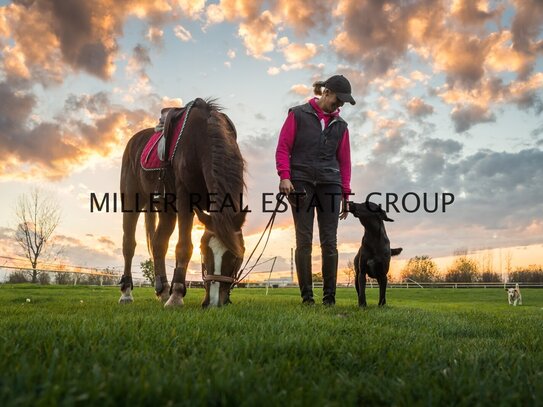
{"left": 249, "top": 282, "right": 543, "bottom": 289}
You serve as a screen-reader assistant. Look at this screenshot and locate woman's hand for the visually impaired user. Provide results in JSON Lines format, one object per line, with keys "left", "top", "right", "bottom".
{"left": 339, "top": 200, "right": 349, "bottom": 220}
{"left": 279, "top": 179, "right": 295, "bottom": 195}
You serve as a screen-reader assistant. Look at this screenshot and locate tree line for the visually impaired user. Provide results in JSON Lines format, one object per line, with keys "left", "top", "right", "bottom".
{"left": 400, "top": 255, "right": 543, "bottom": 283}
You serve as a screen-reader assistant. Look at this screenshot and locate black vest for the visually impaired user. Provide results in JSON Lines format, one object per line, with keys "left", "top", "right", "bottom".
{"left": 289, "top": 102, "right": 348, "bottom": 186}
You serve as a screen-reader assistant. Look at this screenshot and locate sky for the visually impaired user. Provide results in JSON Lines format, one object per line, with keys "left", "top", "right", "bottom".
{"left": 0, "top": 0, "right": 542, "bottom": 282}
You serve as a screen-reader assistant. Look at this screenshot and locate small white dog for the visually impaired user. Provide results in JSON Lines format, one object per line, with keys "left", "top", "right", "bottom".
{"left": 506, "top": 283, "right": 522, "bottom": 306}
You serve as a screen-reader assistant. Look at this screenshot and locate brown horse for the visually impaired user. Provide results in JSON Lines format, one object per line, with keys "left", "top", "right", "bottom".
{"left": 119, "top": 98, "right": 247, "bottom": 307}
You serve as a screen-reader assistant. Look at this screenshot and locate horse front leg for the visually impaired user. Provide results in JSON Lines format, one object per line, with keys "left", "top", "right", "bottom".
{"left": 165, "top": 204, "right": 194, "bottom": 308}
{"left": 377, "top": 273, "right": 388, "bottom": 307}
{"left": 119, "top": 211, "right": 140, "bottom": 304}
{"left": 152, "top": 211, "right": 176, "bottom": 302}
{"left": 358, "top": 269, "right": 367, "bottom": 308}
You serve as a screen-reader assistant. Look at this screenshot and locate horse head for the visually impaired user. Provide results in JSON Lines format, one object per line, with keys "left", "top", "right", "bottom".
{"left": 195, "top": 208, "right": 246, "bottom": 307}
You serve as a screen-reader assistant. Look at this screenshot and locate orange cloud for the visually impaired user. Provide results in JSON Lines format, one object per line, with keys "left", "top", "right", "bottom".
{"left": 289, "top": 84, "right": 311, "bottom": 96}
{"left": 0, "top": 88, "right": 154, "bottom": 180}
{"left": 217, "top": 0, "right": 264, "bottom": 21}
{"left": 281, "top": 41, "right": 319, "bottom": 64}
{"left": 238, "top": 11, "right": 277, "bottom": 59}
{"left": 450, "top": 0, "right": 502, "bottom": 26}
{"left": 0, "top": 0, "right": 208, "bottom": 84}
{"left": 274, "top": 0, "right": 333, "bottom": 36}
{"left": 407, "top": 97, "right": 434, "bottom": 117}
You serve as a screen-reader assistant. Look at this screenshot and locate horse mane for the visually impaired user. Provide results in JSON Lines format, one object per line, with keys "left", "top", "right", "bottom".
{"left": 204, "top": 99, "right": 246, "bottom": 257}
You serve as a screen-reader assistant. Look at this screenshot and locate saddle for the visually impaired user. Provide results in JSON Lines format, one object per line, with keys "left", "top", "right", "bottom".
{"left": 141, "top": 105, "right": 190, "bottom": 171}
{"left": 155, "top": 107, "right": 186, "bottom": 161}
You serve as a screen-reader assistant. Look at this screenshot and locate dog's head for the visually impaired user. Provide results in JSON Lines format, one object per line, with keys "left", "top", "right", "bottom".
{"left": 347, "top": 201, "right": 394, "bottom": 228}
{"left": 506, "top": 287, "right": 520, "bottom": 301}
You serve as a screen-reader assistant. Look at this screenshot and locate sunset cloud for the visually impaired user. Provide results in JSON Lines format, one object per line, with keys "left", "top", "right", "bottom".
{"left": 450, "top": 0, "right": 503, "bottom": 26}
{"left": 280, "top": 41, "right": 319, "bottom": 64}
{"left": 238, "top": 11, "right": 277, "bottom": 59}
{"left": 510, "top": 0, "right": 543, "bottom": 78}
{"left": 289, "top": 84, "right": 311, "bottom": 96}
{"left": 218, "top": 0, "right": 263, "bottom": 21}
{"left": 0, "top": 0, "right": 207, "bottom": 85}
{"left": 146, "top": 26, "right": 164, "bottom": 45}
{"left": 407, "top": 97, "right": 434, "bottom": 117}
{"left": 174, "top": 25, "right": 193, "bottom": 42}
{"left": 0, "top": 87, "right": 153, "bottom": 180}
{"left": 274, "top": 0, "right": 333, "bottom": 36}
{"left": 451, "top": 104, "right": 496, "bottom": 133}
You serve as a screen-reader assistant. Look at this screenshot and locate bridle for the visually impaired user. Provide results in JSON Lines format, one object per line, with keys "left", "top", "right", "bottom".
{"left": 200, "top": 230, "right": 242, "bottom": 285}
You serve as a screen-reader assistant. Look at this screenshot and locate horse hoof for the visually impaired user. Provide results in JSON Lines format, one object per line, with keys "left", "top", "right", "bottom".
{"left": 156, "top": 285, "right": 171, "bottom": 303}
{"left": 164, "top": 295, "right": 184, "bottom": 308}
{"left": 119, "top": 295, "right": 134, "bottom": 304}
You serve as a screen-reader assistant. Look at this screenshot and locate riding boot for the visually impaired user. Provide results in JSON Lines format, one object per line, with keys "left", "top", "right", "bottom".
{"left": 295, "top": 247, "right": 314, "bottom": 303}
{"left": 322, "top": 250, "right": 338, "bottom": 305}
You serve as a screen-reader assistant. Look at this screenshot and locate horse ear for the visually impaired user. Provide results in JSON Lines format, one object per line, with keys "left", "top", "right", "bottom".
{"left": 234, "top": 210, "right": 248, "bottom": 230}
{"left": 380, "top": 210, "right": 394, "bottom": 222}
{"left": 194, "top": 208, "right": 213, "bottom": 228}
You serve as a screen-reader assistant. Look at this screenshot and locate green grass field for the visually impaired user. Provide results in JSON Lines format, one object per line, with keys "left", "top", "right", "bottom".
{"left": 0, "top": 284, "right": 542, "bottom": 406}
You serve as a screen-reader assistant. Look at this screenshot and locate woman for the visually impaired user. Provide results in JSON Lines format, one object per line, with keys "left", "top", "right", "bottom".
{"left": 276, "top": 74, "right": 355, "bottom": 305}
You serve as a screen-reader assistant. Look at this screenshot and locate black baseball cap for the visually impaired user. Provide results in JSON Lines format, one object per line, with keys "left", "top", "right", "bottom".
{"left": 315, "top": 75, "right": 356, "bottom": 105}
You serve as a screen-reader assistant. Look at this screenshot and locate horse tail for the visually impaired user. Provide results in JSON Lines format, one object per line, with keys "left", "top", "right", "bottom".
{"left": 145, "top": 211, "right": 157, "bottom": 256}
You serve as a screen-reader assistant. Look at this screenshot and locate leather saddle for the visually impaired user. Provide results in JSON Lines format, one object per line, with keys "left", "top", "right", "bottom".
{"left": 155, "top": 107, "right": 186, "bottom": 161}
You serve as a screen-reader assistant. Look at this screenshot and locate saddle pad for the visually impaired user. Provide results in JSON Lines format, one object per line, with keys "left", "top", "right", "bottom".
{"left": 140, "top": 109, "right": 188, "bottom": 170}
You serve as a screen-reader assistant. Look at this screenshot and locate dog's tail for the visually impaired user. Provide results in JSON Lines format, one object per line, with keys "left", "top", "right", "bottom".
{"left": 391, "top": 248, "right": 403, "bottom": 256}
{"left": 515, "top": 283, "right": 520, "bottom": 291}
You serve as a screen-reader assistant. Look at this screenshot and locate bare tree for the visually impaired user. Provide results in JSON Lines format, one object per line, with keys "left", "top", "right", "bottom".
{"left": 343, "top": 259, "right": 355, "bottom": 287}
{"left": 14, "top": 188, "right": 61, "bottom": 283}
{"left": 504, "top": 250, "right": 513, "bottom": 282}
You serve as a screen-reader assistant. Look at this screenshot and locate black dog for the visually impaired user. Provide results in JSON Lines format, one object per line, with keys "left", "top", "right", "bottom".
{"left": 348, "top": 201, "right": 402, "bottom": 307}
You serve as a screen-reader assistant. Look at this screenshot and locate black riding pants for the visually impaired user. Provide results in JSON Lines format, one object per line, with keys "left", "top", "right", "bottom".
{"left": 291, "top": 181, "right": 342, "bottom": 299}
{"left": 291, "top": 181, "right": 342, "bottom": 252}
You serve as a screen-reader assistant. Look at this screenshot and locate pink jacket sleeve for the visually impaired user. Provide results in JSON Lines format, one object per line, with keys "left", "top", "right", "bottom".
{"left": 275, "top": 111, "right": 297, "bottom": 180}
{"left": 337, "top": 128, "right": 352, "bottom": 200}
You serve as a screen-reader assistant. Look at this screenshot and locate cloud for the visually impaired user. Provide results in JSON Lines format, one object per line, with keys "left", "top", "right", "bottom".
{"left": 289, "top": 84, "right": 311, "bottom": 96}
{"left": 238, "top": 10, "right": 277, "bottom": 59}
{"left": 0, "top": 86, "right": 154, "bottom": 180}
{"left": 126, "top": 44, "right": 151, "bottom": 79}
{"left": 407, "top": 97, "right": 434, "bottom": 117}
{"left": 0, "top": 0, "right": 207, "bottom": 85}
{"left": 344, "top": 136, "right": 543, "bottom": 257}
{"left": 451, "top": 104, "right": 496, "bottom": 133}
{"left": 485, "top": 31, "right": 534, "bottom": 76}
{"left": 54, "top": 234, "right": 120, "bottom": 268}
{"left": 280, "top": 41, "right": 319, "bottom": 64}
{"left": 174, "top": 24, "right": 193, "bottom": 42}
{"left": 205, "top": 3, "right": 225, "bottom": 26}
{"left": 331, "top": 0, "right": 421, "bottom": 77}
{"left": 216, "top": 0, "right": 264, "bottom": 21}
{"left": 510, "top": 0, "right": 543, "bottom": 78}
{"left": 451, "top": 0, "right": 503, "bottom": 26}
{"left": 98, "top": 236, "right": 116, "bottom": 246}
{"left": 274, "top": 0, "right": 333, "bottom": 36}
{"left": 146, "top": 26, "right": 164, "bottom": 45}
{"left": 177, "top": 0, "right": 206, "bottom": 19}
